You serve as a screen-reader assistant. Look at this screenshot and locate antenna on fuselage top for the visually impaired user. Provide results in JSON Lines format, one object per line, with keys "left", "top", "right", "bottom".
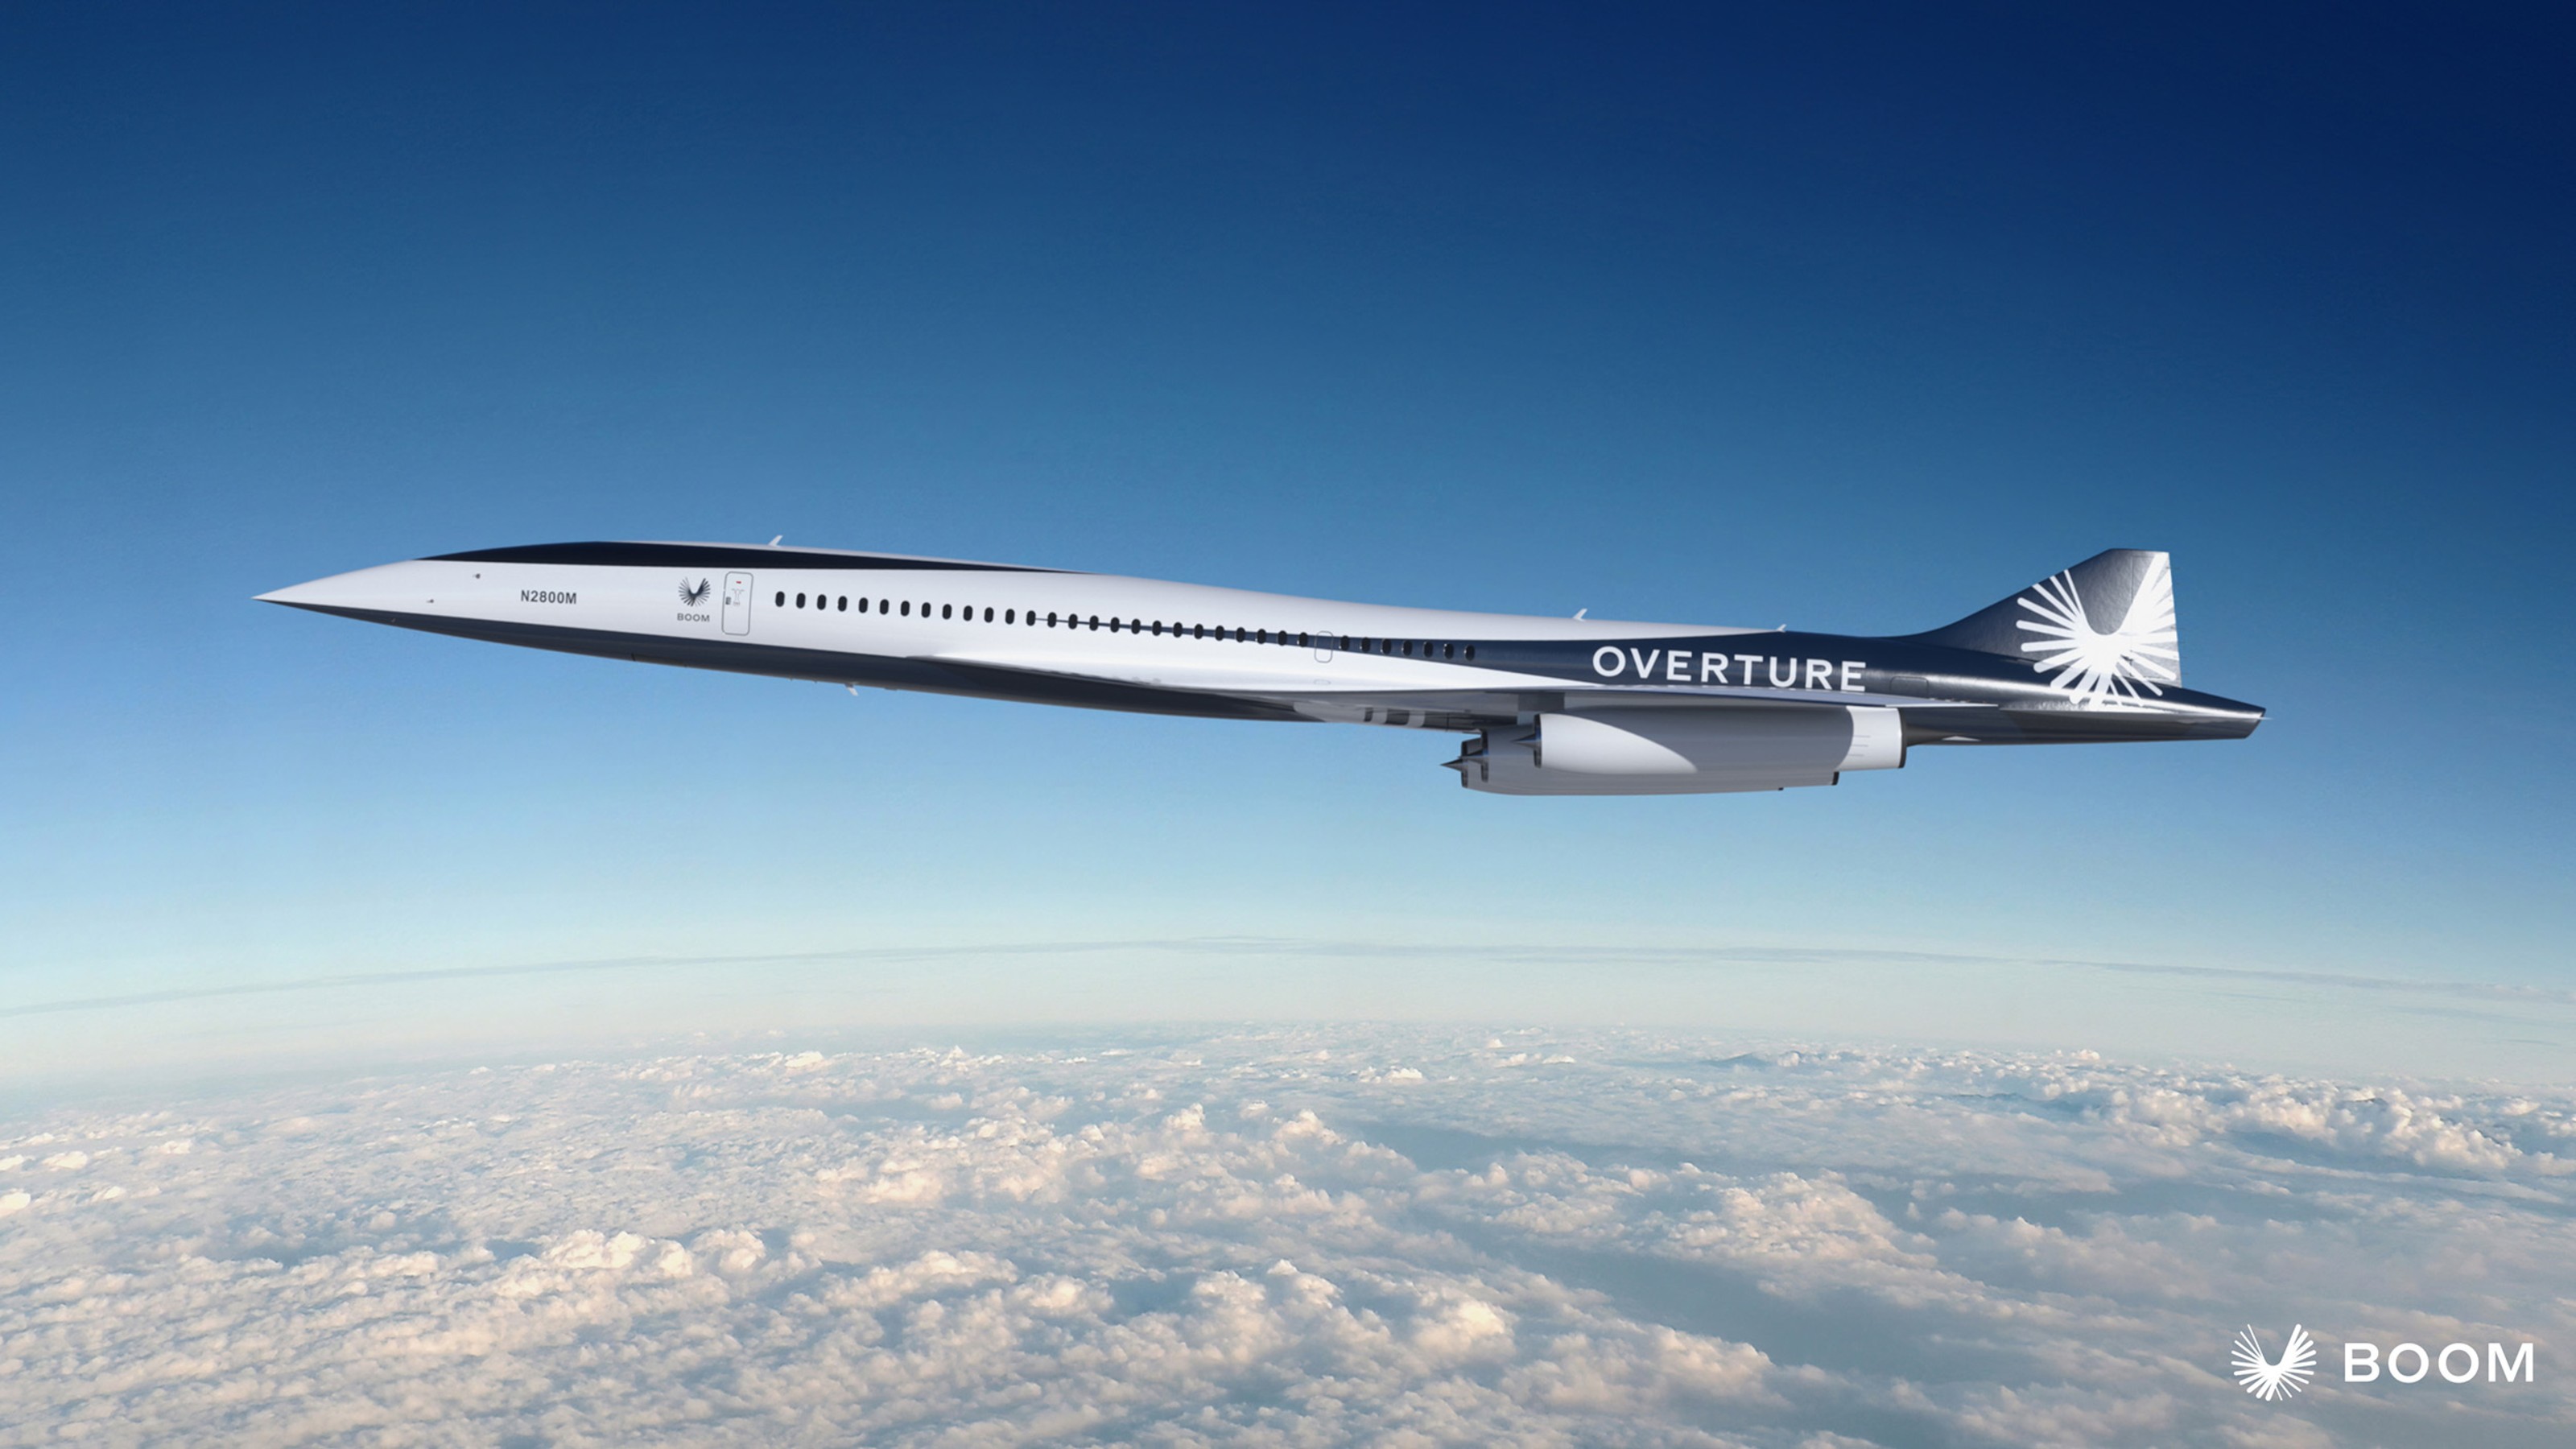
{"left": 1573, "top": 609, "right": 1587, "bottom": 619}
{"left": 769, "top": 535, "right": 784, "bottom": 547}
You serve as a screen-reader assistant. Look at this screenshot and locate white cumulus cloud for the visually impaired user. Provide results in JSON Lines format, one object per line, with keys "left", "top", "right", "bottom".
{"left": 0, "top": 1027, "right": 2566, "bottom": 1446}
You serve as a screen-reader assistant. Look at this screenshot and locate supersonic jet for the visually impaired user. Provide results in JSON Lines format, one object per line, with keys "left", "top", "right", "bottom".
{"left": 261, "top": 541, "right": 2262, "bottom": 795}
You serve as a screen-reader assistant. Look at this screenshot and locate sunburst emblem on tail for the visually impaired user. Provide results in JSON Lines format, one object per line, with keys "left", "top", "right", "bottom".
{"left": 2016, "top": 554, "right": 2180, "bottom": 707}
{"left": 678, "top": 577, "right": 713, "bottom": 606}
{"left": 2231, "top": 1324, "right": 2317, "bottom": 1402}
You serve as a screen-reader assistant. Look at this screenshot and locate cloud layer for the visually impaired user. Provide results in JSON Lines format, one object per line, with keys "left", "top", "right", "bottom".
{"left": 1, "top": 1030, "right": 2568, "bottom": 1445}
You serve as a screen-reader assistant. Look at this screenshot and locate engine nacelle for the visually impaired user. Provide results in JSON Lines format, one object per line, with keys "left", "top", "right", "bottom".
{"left": 1450, "top": 705, "right": 1904, "bottom": 795}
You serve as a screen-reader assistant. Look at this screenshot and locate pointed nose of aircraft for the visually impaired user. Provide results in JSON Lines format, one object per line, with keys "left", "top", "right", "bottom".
{"left": 256, "top": 559, "right": 454, "bottom": 615}
{"left": 254, "top": 575, "right": 344, "bottom": 608}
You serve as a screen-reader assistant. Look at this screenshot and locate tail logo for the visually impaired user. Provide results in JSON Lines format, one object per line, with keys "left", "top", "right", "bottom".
{"left": 678, "top": 577, "right": 713, "bottom": 606}
{"left": 2232, "top": 1324, "right": 2317, "bottom": 1401}
{"left": 2017, "top": 555, "right": 2179, "bottom": 708}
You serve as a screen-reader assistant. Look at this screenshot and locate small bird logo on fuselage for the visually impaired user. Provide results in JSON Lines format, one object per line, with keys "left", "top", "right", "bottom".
{"left": 678, "top": 578, "right": 713, "bottom": 606}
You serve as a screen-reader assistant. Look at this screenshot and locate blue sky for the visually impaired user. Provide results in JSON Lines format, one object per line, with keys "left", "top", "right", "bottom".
{"left": 3, "top": 3, "right": 2569, "bottom": 1081}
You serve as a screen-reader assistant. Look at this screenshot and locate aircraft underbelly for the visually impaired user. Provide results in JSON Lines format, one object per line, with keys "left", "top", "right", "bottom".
{"left": 295, "top": 605, "right": 1308, "bottom": 721}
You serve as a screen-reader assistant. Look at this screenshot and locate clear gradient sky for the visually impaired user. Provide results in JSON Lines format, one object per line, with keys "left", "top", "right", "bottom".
{"left": 3, "top": 4, "right": 2570, "bottom": 1083}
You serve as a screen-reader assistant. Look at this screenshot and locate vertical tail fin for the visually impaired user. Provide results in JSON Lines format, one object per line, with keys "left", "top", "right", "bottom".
{"left": 1909, "top": 549, "right": 2182, "bottom": 703}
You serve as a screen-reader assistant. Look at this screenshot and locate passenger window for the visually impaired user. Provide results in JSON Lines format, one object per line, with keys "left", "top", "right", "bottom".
{"left": 1089, "top": 615, "right": 1100, "bottom": 630}
{"left": 901, "top": 601, "right": 911, "bottom": 617}
{"left": 1442, "top": 642, "right": 1453, "bottom": 658}
{"left": 878, "top": 599, "right": 889, "bottom": 613}
{"left": 1465, "top": 645, "right": 1476, "bottom": 661}
{"left": 837, "top": 597, "right": 847, "bottom": 612}
{"left": 984, "top": 607, "right": 994, "bottom": 622}
{"left": 1047, "top": 613, "right": 1058, "bottom": 626}
{"left": 939, "top": 604, "right": 951, "bottom": 620}
{"left": 857, "top": 597, "right": 869, "bottom": 613}
{"left": 795, "top": 592, "right": 807, "bottom": 609}
{"left": 1005, "top": 609, "right": 1016, "bottom": 624}
{"left": 774, "top": 591, "right": 785, "bottom": 607}
{"left": 1298, "top": 633, "right": 1310, "bottom": 648}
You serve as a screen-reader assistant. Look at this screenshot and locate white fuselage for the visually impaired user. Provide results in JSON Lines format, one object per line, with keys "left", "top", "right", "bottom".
{"left": 260, "top": 546, "right": 1762, "bottom": 716}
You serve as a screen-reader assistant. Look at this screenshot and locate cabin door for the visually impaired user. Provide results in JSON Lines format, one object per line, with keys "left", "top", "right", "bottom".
{"left": 721, "top": 572, "right": 753, "bottom": 636}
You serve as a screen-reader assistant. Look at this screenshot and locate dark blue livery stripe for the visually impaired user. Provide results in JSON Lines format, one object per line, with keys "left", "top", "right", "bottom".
{"left": 430, "top": 541, "right": 1065, "bottom": 573}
